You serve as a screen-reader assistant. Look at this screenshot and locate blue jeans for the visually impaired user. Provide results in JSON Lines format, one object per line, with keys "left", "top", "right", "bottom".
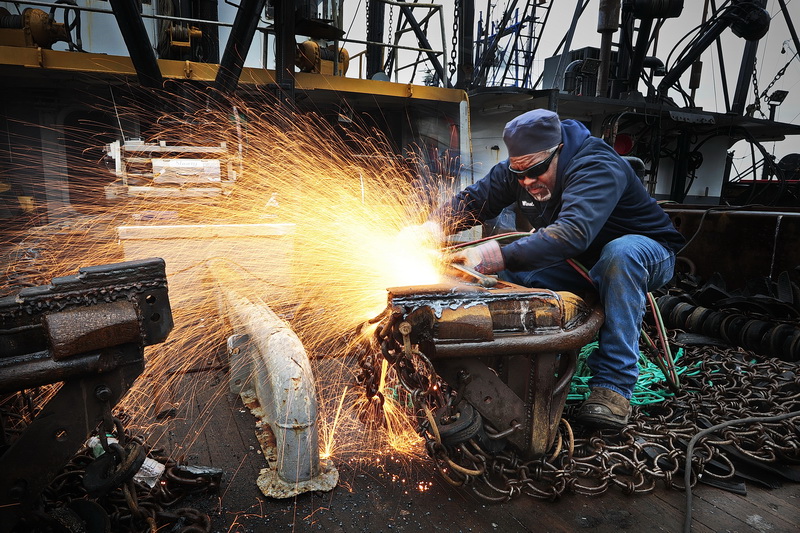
{"left": 499, "top": 235, "right": 676, "bottom": 399}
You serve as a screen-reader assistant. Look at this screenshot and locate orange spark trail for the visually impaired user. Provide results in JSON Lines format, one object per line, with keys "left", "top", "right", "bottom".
{"left": 1, "top": 92, "right": 459, "bottom": 468}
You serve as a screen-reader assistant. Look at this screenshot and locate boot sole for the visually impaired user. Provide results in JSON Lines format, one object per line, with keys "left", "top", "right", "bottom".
{"left": 577, "top": 408, "right": 629, "bottom": 430}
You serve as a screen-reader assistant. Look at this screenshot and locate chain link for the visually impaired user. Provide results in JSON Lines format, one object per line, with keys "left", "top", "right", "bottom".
{"left": 357, "top": 316, "right": 800, "bottom": 502}
{"left": 449, "top": 0, "right": 460, "bottom": 79}
{"left": 749, "top": 57, "right": 766, "bottom": 118}
{"left": 2, "top": 405, "right": 219, "bottom": 532}
{"left": 387, "top": 5, "right": 394, "bottom": 48}
{"left": 759, "top": 43, "right": 798, "bottom": 101}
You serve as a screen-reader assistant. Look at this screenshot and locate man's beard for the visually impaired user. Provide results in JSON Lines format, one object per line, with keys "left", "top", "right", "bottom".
{"left": 526, "top": 184, "right": 552, "bottom": 202}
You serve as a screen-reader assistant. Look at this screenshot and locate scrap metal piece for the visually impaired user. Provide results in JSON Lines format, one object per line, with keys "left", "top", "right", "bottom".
{"left": 385, "top": 281, "right": 603, "bottom": 458}
{"left": 44, "top": 300, "right": 141, "bottom": 361}
{"left": 0, "top": 258, "right": 173, "bottom": 531}
{"left": 218, "top": 284, "right": 338, "bottom": 498}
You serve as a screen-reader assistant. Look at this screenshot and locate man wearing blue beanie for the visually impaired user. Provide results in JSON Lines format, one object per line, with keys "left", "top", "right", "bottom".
{"left": 433, "top": 109, "right": 685, "bottom": 430}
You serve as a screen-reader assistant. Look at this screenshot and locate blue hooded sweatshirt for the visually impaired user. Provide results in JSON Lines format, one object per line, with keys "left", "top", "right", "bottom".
{"left": 439, "top": 119, "right": 685, "bottom": 271}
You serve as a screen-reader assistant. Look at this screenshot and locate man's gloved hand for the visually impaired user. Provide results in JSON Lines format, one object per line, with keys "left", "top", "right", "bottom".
{"left": 449, "top": 240, "right": 505, "bottom": 274}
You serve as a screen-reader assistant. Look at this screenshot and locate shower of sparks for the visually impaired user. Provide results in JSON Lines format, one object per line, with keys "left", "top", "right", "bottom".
{"left": 1, "top": 90, "right": 461, "bottom": 471}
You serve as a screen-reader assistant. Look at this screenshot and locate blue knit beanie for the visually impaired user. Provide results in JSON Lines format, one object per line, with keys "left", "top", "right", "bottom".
{"left": 503, "top": 109, "right": 562, "bottom": 158}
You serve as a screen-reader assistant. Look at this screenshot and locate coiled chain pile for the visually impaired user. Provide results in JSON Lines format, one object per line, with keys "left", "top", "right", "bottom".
{"left": 357, "top": 319, "right": 800, "bottom": 502}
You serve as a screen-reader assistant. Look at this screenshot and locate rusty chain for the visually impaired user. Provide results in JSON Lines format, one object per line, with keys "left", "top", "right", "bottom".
{"left": 41, "top": 441, "right": 218, "bottom": 532}
{"left": 0, "top": 403, "right": 219, "bottom": 533}
{"left": 357, "top": 319, "right": 800, "bottom": 502}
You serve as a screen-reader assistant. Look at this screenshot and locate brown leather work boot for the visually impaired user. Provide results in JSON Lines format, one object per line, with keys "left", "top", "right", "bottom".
{"left": 578, "top": 387, "right": 631, "bottom": 430}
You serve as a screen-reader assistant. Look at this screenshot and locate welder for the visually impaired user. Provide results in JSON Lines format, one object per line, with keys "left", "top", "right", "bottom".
{"left": 416, "top": 109, "right": 685, "bottom": 430}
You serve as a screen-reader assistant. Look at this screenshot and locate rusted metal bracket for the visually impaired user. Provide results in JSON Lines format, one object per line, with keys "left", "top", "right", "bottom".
{"left": 386, "top": 280, "right": 603, "bottom": 458}
{"left": 0, "top": 258, "right": 173, "bottom": 531}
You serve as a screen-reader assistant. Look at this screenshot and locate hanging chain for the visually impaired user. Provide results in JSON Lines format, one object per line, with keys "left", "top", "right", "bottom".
{"left": 749, "top": 57, "right": 766, "bottom": 118}
{"left": 387, "top": 5, "right": 394, "bottom": 44}
{"left": 449, "top": 0, "right": 460, "bottom": 80}
{"left": 759, "top": 42, "right": 798, "bottom": 101}
{"left": 365, "top": 0, "right": 370, "bottom": 42}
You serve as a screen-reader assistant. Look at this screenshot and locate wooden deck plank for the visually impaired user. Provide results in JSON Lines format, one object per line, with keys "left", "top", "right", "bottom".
{"left": 155, "top": 367, "right": 800, "bottom": 533}
{"left": 691, "top": 485, "right": 800, "bottom": 533}
{"left": 758, "top": 483, "right": 800, "bottom": 514}
{"left": 650, "top": 490, "right": 716, "bottom": 533}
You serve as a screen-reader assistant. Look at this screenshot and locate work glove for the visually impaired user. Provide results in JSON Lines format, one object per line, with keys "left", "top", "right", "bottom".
{"left": 449, "top": 240, "right": 505, "bottom": 274}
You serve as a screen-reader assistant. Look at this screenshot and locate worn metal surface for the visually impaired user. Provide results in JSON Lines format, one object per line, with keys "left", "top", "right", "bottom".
{"left": 387, "top": 282, "right": 603, "bottom": 359}
{"left": 44, "top": 299, "right": 141, "bottom": 360}
{"left": 0, "top": 347, "right": 139, "bottom": 395}
{"left": 368, "top": 280, "right": 603, "bottom": 458}
{"left": 436, "top": 351, "right": 576, "bottom": 455}
{"left": 665, "top": 206, "right": 800, "bottom": 287}
{"left": 0, "top": 257, "right": 173, "bottom": 348}
{"left": 0, "top": 258, "right": 174, "bottom": 531}
{"left": 246, "top": 386, "right": 339, "bottom": 499}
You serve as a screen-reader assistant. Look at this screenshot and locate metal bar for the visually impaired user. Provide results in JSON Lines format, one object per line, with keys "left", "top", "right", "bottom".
{"left": 198, "top": 0, "right": 220, "bottom": 63}
{"left": 5, "top": 0, "right": 236, "bottom": 26}
{"left": 657, "top": 17, "right": 730, "bottom": 99}
{"left": 447, "top": 263, "right": 497, "bottom": 287}
{"left": 430, "top": 304, "right": 603, "bottom": 359}
{"left": 107, "top": 0, "right": 163, "bottom": 88}
{"left": 471, "top": 0, "right": 520, "bottom": 88}
{"left": 272, "top": 0, "right": 295, "bottom": 103}
{"left": 530, "top": 1, "right": 555, "bottom": 88}
{"left": 456, "top": 0, "right": 475, "bottom": 88}
{"left": 611, "top": 4, "right": 635, "bottom": 98}
{"left": 596, "top": 0, "right": 621, "bottom": 97}
{"left": 669, "top": 132, "right": 692, "bottom": 202}
{"left": 626, "top": 17, "right": 653, "bottom": 94}
{"left": 214, "top": 0, "right": 267, "bottom": 96}
{"left": 710, "top": 0, "right": 731, "bottom": 111}
{"left": 731, "top": 38, "right": 759, "bottom": 115}
{"left": 597, "top": 30, "right": 614, "bottom": 97}
{"left": 550, "top": 0, "right": 589, "bottom": 90}
{"left": 776, "top": 0, "right": 800, "bottom": 71}
{"left": 397, "top": 3, "right": 449, "bottom": 87}
{"left": 0, "top": 349, "right": 126, "bottom": 394}
{"left": 383, "top": 0, "right": 443, "bottom": 7}
{"left": 498, "top": 9, "right": 529, "bottom": 86}
{"left": 345, "top": 37, "right": 442, "bottom": 54}
{"left": 366, "top": 0, "right": 386, "bottom": 79}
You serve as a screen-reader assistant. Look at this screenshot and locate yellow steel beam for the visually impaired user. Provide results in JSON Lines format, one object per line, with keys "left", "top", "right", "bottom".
{"left": 0, "top": 46, "right": 465, "bottom": 103}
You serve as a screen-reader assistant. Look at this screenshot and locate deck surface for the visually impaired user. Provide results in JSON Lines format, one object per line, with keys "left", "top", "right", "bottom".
{"left": 145, "top": 369, "right": 800, "bottom": 533}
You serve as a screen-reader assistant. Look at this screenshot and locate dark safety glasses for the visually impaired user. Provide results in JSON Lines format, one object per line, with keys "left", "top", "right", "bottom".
{"left": 510, "top": 145, "right": 561, "bottom": 180}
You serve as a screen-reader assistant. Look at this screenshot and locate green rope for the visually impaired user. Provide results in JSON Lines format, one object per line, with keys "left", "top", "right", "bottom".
{"left": 567, "top": 342, "right": 697, "bottom": 405}
{"left": 385, "top": 343, "right": 698, "bottom": 408}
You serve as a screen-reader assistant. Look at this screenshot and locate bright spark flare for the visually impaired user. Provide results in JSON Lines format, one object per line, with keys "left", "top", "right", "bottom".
{"left": 1, "top": 91, "right": 458, "bottom": 468}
